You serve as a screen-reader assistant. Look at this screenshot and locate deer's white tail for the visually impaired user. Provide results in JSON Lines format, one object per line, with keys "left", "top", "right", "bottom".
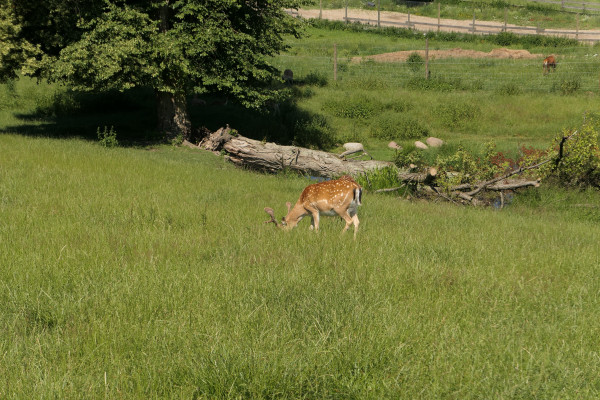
{"left": 355, "top": 187, "right": 362, "bottom": 206}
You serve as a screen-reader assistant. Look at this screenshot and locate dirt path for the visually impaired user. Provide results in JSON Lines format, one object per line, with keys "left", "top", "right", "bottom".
{"left": 297, "top": 8, "right": 600, "bottom": 42}
{"left": 351, "top": 47, "right": 544, "bottom": 63}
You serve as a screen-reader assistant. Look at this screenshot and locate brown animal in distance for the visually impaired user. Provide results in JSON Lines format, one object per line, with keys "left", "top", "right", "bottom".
{"left": 264, "top": 175, "right": 363, "bottom": 239}
{"left": 543, "top": 55, "right": 557, "bottom": 75}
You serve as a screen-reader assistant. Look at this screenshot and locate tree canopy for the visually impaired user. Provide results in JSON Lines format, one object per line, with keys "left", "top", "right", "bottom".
{"left": 4, "top": 0, "right": 310, "bottom": 140}
{"left": 0, "top": 0, "right": 39, "bottom": 82}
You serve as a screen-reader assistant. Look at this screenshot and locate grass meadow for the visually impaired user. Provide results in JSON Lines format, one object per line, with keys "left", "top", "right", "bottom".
{"left": 2, "top": 134, "right": 600, "bottom": 398}
{"left": 2, "top": 21, "right": 600, "bottom": 399}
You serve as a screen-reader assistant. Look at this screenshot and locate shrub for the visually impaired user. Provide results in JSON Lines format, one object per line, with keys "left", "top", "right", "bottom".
{"left": 369, "top": 112, "right": 429, "bottom": 140}
{"left": 558, "top": 78, "right": 581, "bottom": 95}
{"left": 97, "top": 126, "right": 119, "bottom": 148}
{"left": 539, "top": 119, "right": 600, "bottom": 187}
{"left": 394, "top": 145, "right": 425, "bottom": 168}
{"left": 292, "top": 113, "right": 336, "bottom": 150}
{"left": 407, "top": 52, "right": 425, "bottom": 73}
{"left": 355, "top": 166, "right": 404, "bottom": 193}
{"left": 302, "top": 71, "right": 328, "bottom": 87}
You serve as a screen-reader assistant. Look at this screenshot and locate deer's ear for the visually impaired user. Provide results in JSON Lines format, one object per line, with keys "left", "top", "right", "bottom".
{"left": 286, "top": 202, "right": 292, "bottom": 214}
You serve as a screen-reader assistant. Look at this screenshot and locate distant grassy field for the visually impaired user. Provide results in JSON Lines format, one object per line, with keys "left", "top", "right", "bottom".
{"left": 1, "top": 133, "right": 600, "bottom": 398}
{"left": 271, "top": 24, "right": 600, "bottom": 159}
{"left": 312, "top": 0, "right": 600, "bottom": 30}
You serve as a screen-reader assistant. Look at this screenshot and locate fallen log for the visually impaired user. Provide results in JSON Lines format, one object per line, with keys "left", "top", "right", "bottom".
{"left": 397, "top": 167, "right": 437, "bottom": 185}
{"left": 198, "top": 127, "right": 393, "bottom": 179}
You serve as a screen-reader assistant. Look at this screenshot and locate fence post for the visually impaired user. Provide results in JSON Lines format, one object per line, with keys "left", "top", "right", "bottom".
{"left": 576, "top": 13, "right": 579, "bottom": 41}
{"left": 319, "top": 0, "right": 322, "bottom": 19}
{"left": 561, "top": 0, "right": 564, "bottom": 9}
{"left": 345, "top": 0, "right": 348, "bottom": 23}
{"left": 437, "top": 3, "right": 441, "bottom": 33}
{"left": 471, "top": 14, "right": 476, "bottom": 33}
{"left": 425, "top": 37, "right": 429, "bottom": 80}
{"left": 503, "top": 8, "right": 507, "bottom": 32}
{"left": 334, "top": 43, "right": 338, "bottom": 82}
{"left": 377, "top": 0, "right": 381, "bottom": 28}
{"left": 408, "top": 9, "right": 411, "bottom": 27}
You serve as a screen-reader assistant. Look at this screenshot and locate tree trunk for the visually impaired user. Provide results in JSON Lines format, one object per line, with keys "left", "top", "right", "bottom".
{"left": 156, "top": 90, "right": 191, "bottom": 141}
{"left": 198, "top": 127, "right": 394, "bottom": 178}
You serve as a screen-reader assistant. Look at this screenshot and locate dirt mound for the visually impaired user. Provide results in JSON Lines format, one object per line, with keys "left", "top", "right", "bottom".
{"left": 352, "top": 48, "right": 543, "bottom": 63}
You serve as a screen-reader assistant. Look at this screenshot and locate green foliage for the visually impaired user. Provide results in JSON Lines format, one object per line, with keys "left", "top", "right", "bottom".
{"left": 540, "top": 119, "right": 600, "bottom": 187}
{"left": 369, "top": 111, "right": 430, "bottom": 140}
{"left": 97, "top": 125, "right": 119, "bottom": 148}
{"left": 0, "top": 0, "right": 40, "bottom": 81}
{"left": 302, "top": 71, "right": 329, "bottom": 86}
{"left": 10, "top": 0, "right": 312, "bottom": 140}
{"left": 394, "top": 144, "right": 424, "bottom": 167}
{"left": 355, "top": 166, "right": 404, "bottom": 192}
{"left": 556, "top": 77, "right": 582, "bottom": 95}
{"left": 291, "top": 113, "right": 336, "bottom": 149}
{"left": 407, "top": 52, "right": 425, "bottom": 73}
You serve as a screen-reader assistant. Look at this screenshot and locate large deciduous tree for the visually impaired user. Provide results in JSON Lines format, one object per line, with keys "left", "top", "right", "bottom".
{"left": 8, "top": 0, "right": 308, "bottom": 140}
{"left": 0, "top": 0, "right": 39, "bottom": 82}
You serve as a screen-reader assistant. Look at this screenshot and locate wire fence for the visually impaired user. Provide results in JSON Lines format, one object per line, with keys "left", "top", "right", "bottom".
{"left": 298, "top": 4, "right": 600, "bottom": 43}
{"left": 528, "top": 0, "right": 600, "bottom": 13}
{"left": 274, "top": 48, "right": 600, "bottom": 93}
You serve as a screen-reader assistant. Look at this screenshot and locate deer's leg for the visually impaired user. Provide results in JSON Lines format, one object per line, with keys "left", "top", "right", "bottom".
{"left": 305, "top": 206, "right": 320, "bottom": 231}
{"left": 337, "top": 210, "right": 354, "bottom": 234}
{"left": 351, "top": 214, "right": 360, "bottom": 239}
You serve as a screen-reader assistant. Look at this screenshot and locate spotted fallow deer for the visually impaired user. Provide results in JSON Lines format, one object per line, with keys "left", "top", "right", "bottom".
{"left": 264, "top": 175, "right": 363, "bottom": 239}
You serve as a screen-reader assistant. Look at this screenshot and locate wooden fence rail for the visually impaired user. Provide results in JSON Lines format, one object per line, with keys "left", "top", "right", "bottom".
{"left": 341, "top": 15, "right": 600, "bottom": 43}
{"left": 298, "top": 4, "right": 600, "bottom": 43}
{"left": 529, "top": 0, "right": 600, "bottom": 12}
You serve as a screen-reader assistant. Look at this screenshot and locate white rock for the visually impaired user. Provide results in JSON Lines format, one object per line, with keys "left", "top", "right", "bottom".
{"left": 388, "top": 141, "right": 401, "bottom": 150}
{"left": 426, "top": 137, "right": 444, "bottom": 148}
{"left": 343, "top": 142, "right": 364, "bottom": 152}
{"left": 414, "top": 141, "right": 428, "bottom": 150}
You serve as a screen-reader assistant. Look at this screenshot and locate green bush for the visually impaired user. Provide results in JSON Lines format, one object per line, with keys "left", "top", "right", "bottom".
{"left": 407, "top": 52, "right": 425, "bottom": 73}
{"left": 292, "top": 113, "right": 336, "bottom": 150}
{"left": 355, "top": 166, "right": 404, "bottom": 192}
{"left": 302, "top": 71, "right": 328, "bottom": 87}
{"left": 97, "top": 126, "right": 119, "bottom": 148}
{"left": 369, "top": 111, "right": 429, "bottom": 140}
{"left": 557, "top": 78, "right": 581, "bottom": 95}
{"left": 540, "top": 119, "right": 600, "bottom": 187}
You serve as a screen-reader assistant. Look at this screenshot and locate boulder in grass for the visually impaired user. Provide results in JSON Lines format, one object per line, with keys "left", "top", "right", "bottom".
{"left": 414, "top": 141, "right": 428, "bottom": 150}
{"left": 426, "top": 137, "right": 444, "bottom": 148}
{"left": 388, "top": 141, "right": 401, "bottom": 150}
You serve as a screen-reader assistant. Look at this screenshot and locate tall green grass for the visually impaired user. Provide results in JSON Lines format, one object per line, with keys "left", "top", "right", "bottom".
{"left": 1, "top": 134, "right": 600, "bottom": 398}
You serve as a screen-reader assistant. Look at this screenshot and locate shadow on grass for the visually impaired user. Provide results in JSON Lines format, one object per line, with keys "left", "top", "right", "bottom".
{"left": 1, "top": 87, "right": 160, "bottom": 146}
{"left": 1, "top": 79, "right": 336, "bottom": 150}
